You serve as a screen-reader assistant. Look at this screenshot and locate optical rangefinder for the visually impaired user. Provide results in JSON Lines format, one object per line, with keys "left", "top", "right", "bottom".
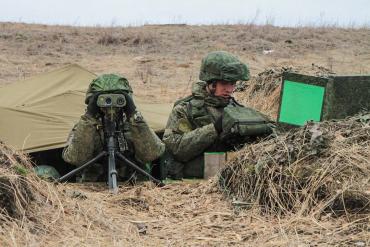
{"left": 97, "top": 94, "right": 126, "bottom": 108}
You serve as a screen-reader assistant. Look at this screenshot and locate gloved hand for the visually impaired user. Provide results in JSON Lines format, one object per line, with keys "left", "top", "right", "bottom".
{"left": 213, "top": 115, "right": 223, "bottom": 134}
{"left": 122, "top": 92, "right": 136, "bottom": 118}
{"left": 86, "top": 93, "right": 101, "bottom": 118}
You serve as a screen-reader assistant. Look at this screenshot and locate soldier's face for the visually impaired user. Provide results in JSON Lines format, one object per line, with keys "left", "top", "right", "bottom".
{"left": 213, "top": 81, "right": 236, "bottom": 98}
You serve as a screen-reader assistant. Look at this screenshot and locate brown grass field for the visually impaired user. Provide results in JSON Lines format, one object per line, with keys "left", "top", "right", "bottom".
{"left": 1, "top": 22, "right": 370, "bottom": 100}
{"left": 0, "top": 22, "right": 369, "bottom": 246}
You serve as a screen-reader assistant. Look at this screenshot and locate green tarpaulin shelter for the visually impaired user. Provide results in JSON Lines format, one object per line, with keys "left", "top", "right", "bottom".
{"left": 0, "top": 64, "right": 172, "bottom": 153}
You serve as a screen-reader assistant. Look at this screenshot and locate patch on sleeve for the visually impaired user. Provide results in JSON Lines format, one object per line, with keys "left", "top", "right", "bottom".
{"left": 178, "top": 118, "right": 192, "bottom": 133}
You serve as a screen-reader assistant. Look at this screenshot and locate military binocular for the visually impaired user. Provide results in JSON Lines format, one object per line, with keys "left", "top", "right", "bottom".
{"left": 97, "top": 94, "right": 126, "bottom": 108}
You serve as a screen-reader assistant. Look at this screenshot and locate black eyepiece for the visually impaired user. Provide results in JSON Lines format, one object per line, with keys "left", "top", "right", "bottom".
{"left": 105, "top": 97, "right": 112, "bottom": 105}
{"left": 117, "top": 97, "right": 125, "bottom": 106}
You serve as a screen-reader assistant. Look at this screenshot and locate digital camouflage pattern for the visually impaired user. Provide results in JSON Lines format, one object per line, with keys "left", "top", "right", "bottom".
{"left": 62, "top": 113, "right": 165, "bottom": 181}
{"left": 163, "top": 81, "right": 238, "bottom": 178}
{"left": 163, "top": 51, "right": 270, "bottom": 179}
{"left": 85, "top": 74, "right": 133, "bottom": 104}
{"left": 199, "top": 51, "right": 250, "bottom": 82}
{"left": 62, "top": 115, "right": 102, "bottom": 166}
{"left": 63, "top": 74, "right": 164, "bottom": 182}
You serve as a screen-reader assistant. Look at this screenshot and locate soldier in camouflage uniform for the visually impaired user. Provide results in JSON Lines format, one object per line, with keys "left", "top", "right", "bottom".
{"left": 62, "top": 74, "right": 165, "bottom": 182}
{"left": 163, "top": 51, "right": 265, "bottom": 179}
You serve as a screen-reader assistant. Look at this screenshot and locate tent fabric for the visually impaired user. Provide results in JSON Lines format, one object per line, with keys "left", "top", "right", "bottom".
{"left": 0, "top": 64, "right": 173, "bottom": 153}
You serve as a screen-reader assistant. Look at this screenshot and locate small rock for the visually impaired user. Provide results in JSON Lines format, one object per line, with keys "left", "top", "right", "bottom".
{"left": 262, "top": 49, "right": 274, "bottom": 55}
{"left": 133, "top": 56, "right": 154, "bottom": 64}
{"left": 66, "top": 190, "right": 87, "bottom": 199}
{"left": 354, "top": 241, "right": 365, "bottom": 247}
{"left": 131, "top": 222, "right": 147, "bottom": 235}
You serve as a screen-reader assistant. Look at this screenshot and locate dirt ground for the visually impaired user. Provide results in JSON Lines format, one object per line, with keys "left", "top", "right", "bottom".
{"left": 0, "top": 22, "right": 369, "bottom": 246}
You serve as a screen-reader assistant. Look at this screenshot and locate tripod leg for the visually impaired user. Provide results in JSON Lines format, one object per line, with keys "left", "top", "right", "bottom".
{"left": 57, "top": 151, "right": 107, "bottom": 182}
{"left": 116, "top": 152, "right": 164, "bottom": 187}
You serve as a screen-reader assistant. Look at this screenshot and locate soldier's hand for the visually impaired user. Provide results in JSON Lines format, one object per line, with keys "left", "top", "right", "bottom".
{"left": 86, "top": 93, "right": 101, "bottom": 118}
{"left": 122, "top": 92, "right": 136, "bottom": 118}
{"left": 213, "top": 115, "right": 223, "bottom": 134}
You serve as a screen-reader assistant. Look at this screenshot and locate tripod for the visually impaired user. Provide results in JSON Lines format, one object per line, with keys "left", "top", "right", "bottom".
{"left": 58, "top": 112, "right": 164, "bottom": 193}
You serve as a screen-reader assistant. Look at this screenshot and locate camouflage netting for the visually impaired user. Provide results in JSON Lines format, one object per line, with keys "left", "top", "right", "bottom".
{"left": 235, "top": 64, "right": 336, "bottom": 119}
{"left": 0, "top": 142, "right": 42, "bottom": 222}
{"left": 219, "top": 113, "right": 370, "bottom": 216}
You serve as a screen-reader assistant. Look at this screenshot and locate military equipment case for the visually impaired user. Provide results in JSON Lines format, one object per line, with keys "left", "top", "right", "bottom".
{"left": 278, "top": 72, "right": 370, "bottom": 126}
{"left": 222, "top": 105, "right": 273, "bottom": 137}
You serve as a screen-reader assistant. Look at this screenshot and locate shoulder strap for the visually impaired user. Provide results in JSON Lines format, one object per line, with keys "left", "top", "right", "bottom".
{"left": 186, "top": 97, "right": 214, "bottom": 128}
{"left": 188, "top": 98, "right": 206, "bottom": 118}
{"left": 174, "top": 95, "right": 194, "bottom": 107}
{"left": 229, "top": 97, "right": 244, "bottom": 107}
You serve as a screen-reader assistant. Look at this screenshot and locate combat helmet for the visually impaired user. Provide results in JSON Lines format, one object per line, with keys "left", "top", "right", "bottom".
{"left": 34, "top": 165, "right": 61, "bottom": 181}
{"left": 85, "top": 74, "right": 133, "bottom": 104}
{"left": 199, "top": 51, "right": 250, "bottom": 83}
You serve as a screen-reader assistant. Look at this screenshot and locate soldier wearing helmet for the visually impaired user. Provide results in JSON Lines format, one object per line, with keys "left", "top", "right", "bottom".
{"left": 62, "top": 74, "right": 165, "bottom": 182}
{"left": 162, "top": 51, "right": 270, "bottom": 179}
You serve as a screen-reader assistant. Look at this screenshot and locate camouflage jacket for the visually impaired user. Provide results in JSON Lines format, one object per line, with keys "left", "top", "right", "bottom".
{"left": 62, "top": 112, "right": 165, "bottom": 167}
{"left": 162, "top": 82, "right": 238, "bottom": 178}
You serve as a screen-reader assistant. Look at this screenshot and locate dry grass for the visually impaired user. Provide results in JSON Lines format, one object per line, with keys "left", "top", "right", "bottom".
{"left": 1, "top": 22, "right": 370, "bottom": 246}
{"left": 218, "top": 114, "right": 370, "bottom": 245}
{"left": 1, "top": 160, "right": 369, "bottom": 246}
{"left": 1, "top": 124, "right": 369, "bottom": 246}
{"left": 220, "top": 114, "right": 370, "bottom": 214}
{"left": 218, "top": 66, "right": 370, "bottom": 245}
{"left": 1, "top": 22, "right": 370, "bottom": 103}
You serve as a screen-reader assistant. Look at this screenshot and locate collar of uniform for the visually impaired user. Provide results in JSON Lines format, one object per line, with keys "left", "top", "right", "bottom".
{"left": 192, "top": 81, "right": 231, "bottom": 108}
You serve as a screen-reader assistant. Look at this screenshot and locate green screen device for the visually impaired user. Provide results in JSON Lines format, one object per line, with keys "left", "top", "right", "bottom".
{"left": 277, "top": 72, "right": 370, "bottom": 127}
{"left": 279, "top": 80, "right": 325, "bottom": 126}
{"left": 277, "top": 73, "right": 329, "bottom": 126}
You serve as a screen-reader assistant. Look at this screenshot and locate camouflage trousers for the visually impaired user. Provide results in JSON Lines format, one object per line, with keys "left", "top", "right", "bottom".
{"left": 77, "top": 162, "right": 151, "bottom": 182}
{"left": 76, "top": 163, "right": 127, "bottom": 182}
{"left": 163, "top": 152, "right": 204, "bottom": 179}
